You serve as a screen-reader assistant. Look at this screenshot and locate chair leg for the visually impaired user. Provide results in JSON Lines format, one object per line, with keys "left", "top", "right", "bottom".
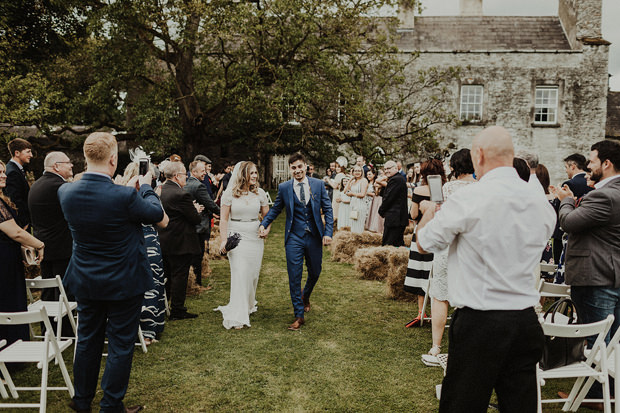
{"left": 0, "top": 363, "right": 9, "bottom": 399}
{"left": 56, "top": 352, "right": 75, "bottom": 398}
{"left": 39, "top": 354, "right": 49, "bottom": 413}
{"left": 163, "top": 289, "right": 170, "bottom": 317}
{"left": 602, "top": 376, "right": 612, "bottom": 413}
{"left": 566, "top": 376, "right": 591, "bottom": 411}
{"left": 0, "top": 363, "right": 18, "bottom": 399}
{"left": 137, "top": 326, "right": 148, "bottom": 353}
{"left": 536, "top": 366, "right": 543, "bottom": 413}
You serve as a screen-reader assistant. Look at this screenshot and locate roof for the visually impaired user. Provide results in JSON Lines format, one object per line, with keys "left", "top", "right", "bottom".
{"left": 606, "top": 92, "right": 620, "bottom": 139}
{"left": 395, "top": 16, "right": 572, "bottom": 51}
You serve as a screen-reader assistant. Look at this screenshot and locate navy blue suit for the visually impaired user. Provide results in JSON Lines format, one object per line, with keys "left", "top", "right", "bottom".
{"left": 261, "top": 177, "right": 333, "bottom": 318}
{"left": 58, "top": 173, "right": 164, "bottom": 412}
{"left": 562, "top": 172, "right": 594, "bottom": 199}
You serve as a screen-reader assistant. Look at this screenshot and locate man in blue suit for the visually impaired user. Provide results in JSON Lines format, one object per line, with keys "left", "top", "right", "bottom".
{"left": 59, "top": 132, "right": 164, "bottom": 413}
{"left": 260, "top": 153, "right": 333, "bottom": 331}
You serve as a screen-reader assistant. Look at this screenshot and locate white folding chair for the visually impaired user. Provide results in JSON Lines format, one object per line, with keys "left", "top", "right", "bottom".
{"left": 103, "top": 326, "right": 148, "bottom": 356}
{"left": 537, "top": 279, "right": 571, "bottom": 299}
{"left": 25, "top": 275, "right": 78, "bottom": 342}
{"left": 265, "top": 192, "right": 274, "bottom": 206}
{"left": 536, "top": 314, "right": 614, "bottom": 413}
{"left": 417, "top": 266, "right": 433, "bottom": 327}
{"left": 0, "top": 308, "right": 74, "bottom": 412}
{"left": 569, "top": 326, "right": 620, "bottom": 412}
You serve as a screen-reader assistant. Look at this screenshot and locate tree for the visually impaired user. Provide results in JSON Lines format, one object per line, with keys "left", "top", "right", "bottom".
{"left": 2, "top": 0, "right": 458, "bottom": 169}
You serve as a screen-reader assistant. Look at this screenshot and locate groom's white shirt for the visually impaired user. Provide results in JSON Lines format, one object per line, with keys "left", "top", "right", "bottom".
{"left": 292, "top": 176, "right": 310, "bottom": 205}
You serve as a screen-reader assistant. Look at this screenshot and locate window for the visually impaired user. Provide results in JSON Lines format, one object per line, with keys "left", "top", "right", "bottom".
{"left": 459, "top": 85, "right": 483, "bottom": 121}
{"left": 534, "top": 86, "right": 558, "bottom": 124}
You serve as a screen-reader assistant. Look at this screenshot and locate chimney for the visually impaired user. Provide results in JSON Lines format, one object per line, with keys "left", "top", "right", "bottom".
{"left": 459, "top": 0, "right": 483, "bottom": 16}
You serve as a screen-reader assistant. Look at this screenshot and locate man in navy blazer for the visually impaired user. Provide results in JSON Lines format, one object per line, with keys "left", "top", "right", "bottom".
{"left": 59, "top": 132, "right": 164, "bottom": 413}
{"left": 4, "top": 138, "right": 33, "bottom": 228}
{"left": 562, "top": 153, "right": 594, "bottom": 199}
{"left": 260, "top": 153, "right": 333, "bottom": 331}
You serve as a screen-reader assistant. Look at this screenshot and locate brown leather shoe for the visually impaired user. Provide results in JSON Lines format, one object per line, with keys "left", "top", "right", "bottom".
{"left": 302, "top": 295, "right": 311, "bottom": 313}
{"left": 558, "top": 391, "right": 604, "bottom": 411}
{"left": 125, "top": 405, "right": 144, "bottom": 413}
{"left": 288, "top": 317, "right": 305, "bottom": 331}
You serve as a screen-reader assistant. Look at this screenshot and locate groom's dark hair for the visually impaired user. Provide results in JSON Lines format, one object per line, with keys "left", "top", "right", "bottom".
{"left": 288, "top": 153, "right": 305, "bottom": 164}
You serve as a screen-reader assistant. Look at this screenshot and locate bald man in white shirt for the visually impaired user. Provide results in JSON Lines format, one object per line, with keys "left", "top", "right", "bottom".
{"left": 417, "top": 126, "right": 556, "bottom": 412}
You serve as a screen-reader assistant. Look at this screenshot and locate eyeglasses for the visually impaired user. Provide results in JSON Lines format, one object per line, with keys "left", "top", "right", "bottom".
{"left": 55, "top": 161, "right": 73, "bottom": 165}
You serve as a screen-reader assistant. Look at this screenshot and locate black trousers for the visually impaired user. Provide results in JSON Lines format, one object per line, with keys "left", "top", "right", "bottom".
{"left": 190, "top": 232, "right": 209, "bottom": 285}
{"left": 163, "top": 254, "right": 193, "bottom": 314}
{"left": 382, "top": 225, "right": 405, "bottom": 247}
{"left": 439, "top": 307, "right": 544, "bottom": 413}
{"left": 40, "top": 258, "right": 74, "bottom": 338}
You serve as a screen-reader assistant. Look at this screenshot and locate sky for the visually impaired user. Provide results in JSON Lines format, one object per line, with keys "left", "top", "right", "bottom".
{"left": 419, "top": 0, "right": 620, "bottom": 91}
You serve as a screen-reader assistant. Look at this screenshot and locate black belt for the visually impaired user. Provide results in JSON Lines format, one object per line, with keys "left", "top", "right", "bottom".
{"left": 230, "top": 218, "right": 259, "bottom": 222}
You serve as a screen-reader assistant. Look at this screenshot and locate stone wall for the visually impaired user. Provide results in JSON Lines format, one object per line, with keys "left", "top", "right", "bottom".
{"left": 396, "top": 45, "right": 609, "bottom": 184}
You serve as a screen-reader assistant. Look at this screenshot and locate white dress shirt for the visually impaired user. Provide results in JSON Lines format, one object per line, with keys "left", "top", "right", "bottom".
{"left": 293, "top": 176, "right": 310, "bottom": 205}
{"left": 594, "top": 174, "right": 620, "bottom": 190}
{"left": 528, "top": 174, "right": 545, "bottom": 194}
{"left": 418, "top": 167, "right": 556, "bottom": 311}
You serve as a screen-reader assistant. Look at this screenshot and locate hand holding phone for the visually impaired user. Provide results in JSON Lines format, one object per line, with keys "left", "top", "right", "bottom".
{"left": 427, "top": 175, "right": 444, "bottom": 204}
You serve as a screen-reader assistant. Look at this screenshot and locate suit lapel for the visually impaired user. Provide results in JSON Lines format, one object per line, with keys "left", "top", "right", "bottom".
{"left": 287, "top": 179, "right": 295, "bottom": 216}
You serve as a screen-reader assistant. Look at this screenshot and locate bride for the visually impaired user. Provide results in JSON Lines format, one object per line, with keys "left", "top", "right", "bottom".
{"left": 214, "top": 161, "right": 269, "bottom": 329}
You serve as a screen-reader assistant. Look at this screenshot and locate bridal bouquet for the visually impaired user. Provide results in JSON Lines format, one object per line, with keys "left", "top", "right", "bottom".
{"left": 221, "top": 232, "right": 242, "bottom": 255}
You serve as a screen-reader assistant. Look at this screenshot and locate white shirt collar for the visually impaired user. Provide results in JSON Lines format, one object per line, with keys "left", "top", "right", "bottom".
{"left": 9, "top": 159, "right": 23, "bottom": 171}
{"left": 294, "top": 176, "right": 309, "bottom": 186}
{"left": 594, "top": 174, "right": 620, "bottom": 189}
{"left": 45, "top": 171, "right": 67, "bottom": 182}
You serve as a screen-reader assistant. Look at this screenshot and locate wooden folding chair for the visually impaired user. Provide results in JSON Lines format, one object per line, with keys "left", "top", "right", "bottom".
{"left": 0, "top": 308, "right": 74, "bottom": 412}
{"left": 536, "top": 315, "right": 614, "bottom": 413}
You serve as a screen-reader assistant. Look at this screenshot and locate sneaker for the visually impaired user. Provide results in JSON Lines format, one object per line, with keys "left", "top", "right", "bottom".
{"left": 421, "top": 354, "right": 441, "bottom": 367}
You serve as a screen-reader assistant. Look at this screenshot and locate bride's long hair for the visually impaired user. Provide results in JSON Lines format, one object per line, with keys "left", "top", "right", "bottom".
{"left": 231, "top": 161, "right": 259, "bottom": 198}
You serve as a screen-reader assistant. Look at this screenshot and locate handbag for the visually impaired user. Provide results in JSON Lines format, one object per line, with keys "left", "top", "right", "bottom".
{"left": 21, "top": 246, "right": 38, "bottom": 266}
{"left": 539, "top": 297, "right": 586, "bottom": 370}
{"left": 350, "top": 209, "right": 359, "bottom": 220}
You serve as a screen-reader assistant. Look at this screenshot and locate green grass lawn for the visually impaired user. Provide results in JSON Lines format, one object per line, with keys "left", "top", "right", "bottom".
{"left": 7, "top": 214, "right": 583, "bottom": 412}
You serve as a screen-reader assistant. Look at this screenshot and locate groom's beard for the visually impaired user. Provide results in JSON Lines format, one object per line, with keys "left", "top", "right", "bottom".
{"left": 293, "top": 171, "right": 306, "bottom": 181}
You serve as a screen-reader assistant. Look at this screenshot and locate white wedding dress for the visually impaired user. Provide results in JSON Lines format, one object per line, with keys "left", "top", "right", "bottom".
{"left": 214, "top": 188, "right": 268, "bottom": 329}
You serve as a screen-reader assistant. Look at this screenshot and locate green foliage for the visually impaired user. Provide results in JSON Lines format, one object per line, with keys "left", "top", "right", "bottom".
{"left": 1, "top": 0, "right": 459, "bottom": 162}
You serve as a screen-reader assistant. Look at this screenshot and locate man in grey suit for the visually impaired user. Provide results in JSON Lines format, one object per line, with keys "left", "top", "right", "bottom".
{"left": 184, "top": 160, "right": 220, "bottom": 285}
{"left": 557, "top": 140, "right": 620, "bottom": 344}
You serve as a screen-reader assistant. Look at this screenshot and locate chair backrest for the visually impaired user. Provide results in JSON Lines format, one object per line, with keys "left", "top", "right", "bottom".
{"left": 541, "top": 315, "right": 613, "bottom": 339}
{"left": 0, "top": 307, "right": 49, "bottom": 327}
{"left": 540, "top": 263, "right": 558, "bottom": 274}
{"left": 25, "top": 276, "right": 62, "bottom": 290}
{"left": 538, "top": 281, "right": 570, "bottom": 297}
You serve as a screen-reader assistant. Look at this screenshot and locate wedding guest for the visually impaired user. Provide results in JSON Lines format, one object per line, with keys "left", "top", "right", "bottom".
{"left": 120, "top": 159, "right": 170, "bottom": 345}
{"left": 517, "top": 150, "right": 545, "bottom": 193}
{"left": 194, "top": 155, "right": 217, "bottom": 198}
{"left": 28, "top": 151, "right": 74, "bottom": 337}
{"left": 336, "top": 175, "right": 352, "bottom": 230}
{"left": 421, "top": 149, "right": 475, "bottom": 365}
{"left": 329, "top": 160, "right": 347, "bottom": 222}
{"left": 413, "top": 162, "right": 421, "bottom": 186}
{"left": 59, "top": 132, "right": 164, "bottom": 413}
{"left": 513, "top": 157, "right": 531, "bottom": 181}
{"left": 562, "top": 153, "right": 593, "bottom": 198}
{"left": 158, "top": 161, "right": 203, "bottom": 320}
{"left": 4, "top": 138, "right": 33, "bottom": 228}
{"left": 365, "top": 169, "right": 385, "bottom": 233}
{"left": 416, "top": 126, "right": 555, "bottom": 412}
{"left": 396, "top": 160, "right": 407, "bottom": 178}
{"left": 356, "top": 155, "right": 370, "bottom": 175}
{"left": 342, "top": 165, "right": 368, "bottom": 233}
{"left": 378, "top": 161, "right": 408, "bottom": 246}
{"left": 0, "top": 160, "right": 45, "bottom": 350}
{"left": 405, "top": 158, "right": 446, "bottom": 328}
{"left": 185, "top": 160, "right": 220, "bottom": 286}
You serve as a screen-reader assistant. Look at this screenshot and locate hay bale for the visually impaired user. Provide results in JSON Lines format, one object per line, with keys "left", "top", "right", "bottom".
{"left": 353, "top": 231, "right": 383, "bottom": 246}
{"left": 330, "top": 230, "right": 356, "bottom": 262}
{"left": 186, "top": 252, "right": 213, "bottom": 296}
{"left": 385, "top": 247, "right": 415, "bottom": 301}
{"left": 353, "top": 246, "right": 394, "bottom": 280}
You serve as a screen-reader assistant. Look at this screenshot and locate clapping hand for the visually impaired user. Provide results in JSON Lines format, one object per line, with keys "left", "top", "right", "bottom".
{"left": 193, "top": 201, "right": 205, "bottom": 213}
{"left": 552, "top": 184, "right": 575, "bottom": 202}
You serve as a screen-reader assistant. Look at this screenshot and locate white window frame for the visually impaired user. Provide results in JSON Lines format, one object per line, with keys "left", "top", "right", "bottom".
{"left": 459, "top": 85, "right": 483, "bottom": 122}
{"left": 534, "top": 86, "right": 558, "bottom": 124}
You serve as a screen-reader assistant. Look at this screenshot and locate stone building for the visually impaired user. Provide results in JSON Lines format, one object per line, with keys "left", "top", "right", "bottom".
{"left": 607, "top": 91, "right": 620, "bottom": 140}
{"left": 396, "top": 0, "right": 610, "bottom": 184}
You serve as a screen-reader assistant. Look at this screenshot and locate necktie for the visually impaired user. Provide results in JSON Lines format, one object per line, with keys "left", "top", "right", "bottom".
{"left": 298, "top": 182, "right": 306, "bottom": 204}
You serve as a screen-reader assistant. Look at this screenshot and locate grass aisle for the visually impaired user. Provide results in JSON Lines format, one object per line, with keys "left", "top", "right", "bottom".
{"left": 12, "top": 215, "right": 575, "bottom": 412}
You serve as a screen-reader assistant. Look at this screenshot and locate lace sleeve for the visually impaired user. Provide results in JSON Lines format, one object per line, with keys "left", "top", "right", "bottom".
{"left": 258, "top": 188, "right": 268, "bottom": 207}
{"left": 0, "top": 199, "right": 14, "bottom": 224}
{"left": 221, "top": 190, "right": 233, "bottom": 206}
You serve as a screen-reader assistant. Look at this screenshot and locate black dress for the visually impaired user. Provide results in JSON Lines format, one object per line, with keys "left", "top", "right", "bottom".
{"left": 0, "top": 198, "right": 29, "bottom": 345}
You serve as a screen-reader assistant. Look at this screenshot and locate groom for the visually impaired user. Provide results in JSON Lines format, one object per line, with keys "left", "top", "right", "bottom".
{"left": 260, "top": 153, "right": 333, "bottom": 330}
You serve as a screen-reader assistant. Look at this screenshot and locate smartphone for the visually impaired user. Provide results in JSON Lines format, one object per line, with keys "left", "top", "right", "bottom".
{"left": 139, "top": 158, "right": 150, "bottom": 176}
{"left": 427, "top": 175, "right": 444, "bottom": 203}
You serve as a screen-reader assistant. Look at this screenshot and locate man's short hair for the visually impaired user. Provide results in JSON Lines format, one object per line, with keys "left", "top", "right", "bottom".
{"left": 591, "top": 140, "right": 620, "bottom": 171}
{"left": 288, "top": 153, "right": 305, "bottom": 165}
{"left": 43, "top": 151, "right": 68, "bottom": 168}
{"left": 7, "top": 138, "right": 32, "bottom": 157}
{"left": 189, "top": 160, "right": 204, "bottom": 173}
{"left": 164, "top": 161, "right": 184, "bottom": 179}
{"left": 83, "top": 132, "right": 117, "bottom": 164}
{"left": 563, "top": 153, "right": 587, "bottom": 171}
{"left": 516, "top": 151, "right": 539, "bottom": 169}
{"left": 194, "top": 154, "right": 212, "bottom": 164}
